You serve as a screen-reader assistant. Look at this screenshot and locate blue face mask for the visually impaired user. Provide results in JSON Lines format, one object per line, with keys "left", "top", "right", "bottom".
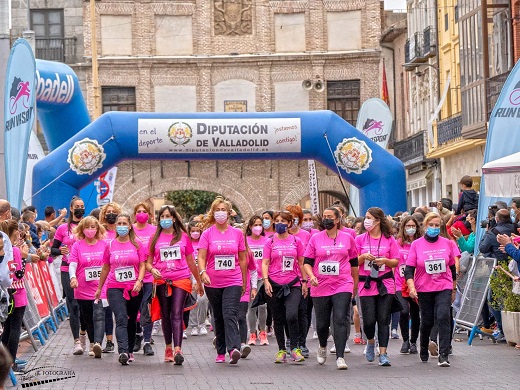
{"left": 160, "top": 219, "right": 173, "bottom": 229}
{"left": 293, "top": 218, "right": 299, "bottom": 226}
{"left": 275, "top": 223, "right": 288, "bottom": 234}
{"left": 116, "top": 226, "right": 129, "bottom": 237}
{"left": 263, "top": 219, "right": 271, "bottom": 229}
{"left": 511, "top": 209, "right": 516, "bottom": 222}
{"left": 426, "top": 227, "right": 440, "bottom": 237}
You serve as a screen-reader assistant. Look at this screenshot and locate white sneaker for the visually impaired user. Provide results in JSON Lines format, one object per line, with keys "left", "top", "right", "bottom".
{"left": 152, "top": 320, "right": 161, "bottom": 335}
{"left": 330, "top": 344, "right": 336, "bottom": 353}
{"left": 191, "top": 327, "right": 199, "bottom": 336}
{"left": 199, "top": 326, "right": 208, "bottom": 335}
{"left": 344, "top": 343, "right": 351, "bottom": 353}
{"left": 183, "top": 331, "right": 188, "bottom": 339}
{"left": 336, "top": 357, "right": 348, "bottom": 370}
{"left": 317, "top": 346, "right": 327, "bottom": 365}
{"left": 88, "top": 343, "right": 95, "bottom": 356}
{"left": 312, "top": 331, "right": 318, "bottom": 339}
{"left": 73, "top": 340, "right": 83, "bottom": 355}
{"left": 79, "top": 333, "right": 87, "bottom": 352}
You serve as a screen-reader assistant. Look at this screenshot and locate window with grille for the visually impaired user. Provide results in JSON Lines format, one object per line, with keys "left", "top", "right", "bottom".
{"left": 102, "top": 87, "right": 136, "bottom": 113}
{"left": 327, "top": 80, "right": 361, "bottom": 125}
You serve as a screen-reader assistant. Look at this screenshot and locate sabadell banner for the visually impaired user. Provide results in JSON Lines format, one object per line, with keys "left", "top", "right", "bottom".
{"left": 4, "top": 38, "right": 37, "bottom": 209}
{"left": 138, "top": 118, "right": 301, "bottom": 154}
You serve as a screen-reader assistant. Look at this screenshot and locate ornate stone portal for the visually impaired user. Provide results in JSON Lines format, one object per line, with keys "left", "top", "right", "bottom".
{"left": 214, "top": 0, "right": 253, "bottom": 35}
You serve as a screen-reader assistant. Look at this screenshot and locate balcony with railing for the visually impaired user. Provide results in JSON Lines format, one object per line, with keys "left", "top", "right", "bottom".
{"left": 437, "top": 114, "right": 462, "bottom": 144}
{"left": 35, "top": 37, "right": 78, "bottom": 63}
{"left": 422, "top": 26, "right": 436, "bottom": 58}
{"left": 404, "top": 32, "right": 427, "bottom": 69}
{"left": 393, "top": 131, "right": 425, "bottom": 167}
{"left": 487, "top": 70, "right": 511, "bottom": 118}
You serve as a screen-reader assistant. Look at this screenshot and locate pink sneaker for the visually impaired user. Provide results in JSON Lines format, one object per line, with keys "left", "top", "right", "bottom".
{"left": 128, "top": 353, "right": 135, "bottom": 363}
{"left": 215, "top": 354, "right": 226, "bottom": 363}
{"left": 229, "top": 348, "right": 241, "bottom": 364}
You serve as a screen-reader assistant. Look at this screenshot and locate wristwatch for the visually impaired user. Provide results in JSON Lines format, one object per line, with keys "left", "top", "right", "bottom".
{"left": 199, "top": 269, "right": 206, "bottom": 276}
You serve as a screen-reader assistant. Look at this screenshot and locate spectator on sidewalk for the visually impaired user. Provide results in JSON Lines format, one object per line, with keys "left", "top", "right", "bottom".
{"left": 455, "top": 176, "right": 479, "bottom": 216}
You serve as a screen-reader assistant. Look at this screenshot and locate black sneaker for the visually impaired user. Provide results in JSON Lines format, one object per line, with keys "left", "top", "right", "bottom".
{"left": 102, "top": 340, "right": 115, "bottom": 353}
{"left": 133, "top": 335, "right": 143, "bottom": 352}
{"left": 448, "top": 345, "right": 453, "bottom": 355}
{"left": 420, "top": 348, "right": 429, "bottom": 362}
{"left": 119, "top": 352, "right": 129, "bottom": 366}
{"left": 409, "top": 343, "right": 418, "bottom": 354}
{"left": 438, "top": 354, "right": 450, "bottom": 367}
{"left": 400, "top": 340, "right": 410, "bottom": 354}
{"left": 143, "top": 343, "right": 154, "bottom": 356}
{"left": 300, "top": 345, "right": 310, "bottom": 358}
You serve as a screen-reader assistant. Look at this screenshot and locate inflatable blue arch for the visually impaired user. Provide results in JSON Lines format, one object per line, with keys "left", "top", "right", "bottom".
{"left": 32, "top": 61, "right": 407, "bottom": 216}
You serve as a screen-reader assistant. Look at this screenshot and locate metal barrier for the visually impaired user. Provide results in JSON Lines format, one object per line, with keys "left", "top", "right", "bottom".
{"left": 454, "top": 256, "right": 497, "bottom": 345}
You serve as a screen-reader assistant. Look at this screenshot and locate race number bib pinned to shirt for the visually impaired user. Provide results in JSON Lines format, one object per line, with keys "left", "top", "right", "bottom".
{"left": 115, "top": 266, "right": 136, "bottom": 282}
{"left": 319, "top": 261, "right": 340, "bottom": 276}
{"left": 425, "top": 258, "right": 446, "bottom": 275}
{"left": 364, "top": 260, "right": 385, "bottom": 272}
{"left": 215, "top": 255, "right": 235, "bottom": 271}
{"left": 160, "top": 245, "right": 181, "bottom": 262}
{"left": 252, "top": 248, "right": 263, "bottom": 261}
{"left": 85, "top": 266, "right": 102, "bottom": 281}
{"left": 282, "top": 256, "right": 295, "bottom": 272}
{"left": 399, "top": 265, "right": 406, "bottom": 278}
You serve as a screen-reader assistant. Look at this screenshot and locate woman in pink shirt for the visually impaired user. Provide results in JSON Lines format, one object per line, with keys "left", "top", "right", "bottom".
{"left": 0, "top": 220, "right": 28, "bottom": 371}
{"left": 69, "top": 216, "right": 109, "bottom": 359}
{"left": 395, "top": 216, "right": 422, "bottom": 355}
{"left": 51, "top": 196, "right": 86, "bottom": 355}
{"left": 262, "top": 210, "right": 275, "bottom": 237}
{"left": 405, "top": 212, "right": 460, "bottom": 367}
{"left": 302, "top": 209, "right": 320, "bottom": 236}
{"left": 198, "top": 197, "right": 247, "bottom": 365}
{"left": 132, "top": 202, "right": 156, "bottom": 356}
{"left": 96, "top": 214, "right": 146, "bottom": 366}
{"left": 147, "top": 205, "right": 203, "bottom": 365}
{"left": 262, "top": 211, "right": 308, "bottom": 364}
{"left": 303, "top": 207, "right": 358, "bottom": 370}
{"left": 99, "top": 202, "right": 122, "bottom": 353}
{"left": 245, "top": 216, "right": 268, "bottom": 346}
{"left": 355, "top": 207, "right": 399, "bottom": 366}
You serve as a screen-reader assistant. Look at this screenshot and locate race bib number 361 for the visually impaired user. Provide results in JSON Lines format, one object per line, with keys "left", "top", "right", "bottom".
{"left": 425, "top": 258, "right": 446, "bottom": 275}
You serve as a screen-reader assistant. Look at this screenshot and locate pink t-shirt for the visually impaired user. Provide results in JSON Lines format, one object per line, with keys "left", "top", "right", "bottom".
{"left": 263, "top": 234, "right": 304, "bottom": 285}
{"left": 11, "top": 247, "right": 28, "bottom": 307}
{"left": 54, "top": 223, "right": 79, "bottom": 272}
{"left": 265, "top": 231, "right": 275, "bottom": 238}
{"left": 69, "top": 239, "right": 109, "bottom": 300}
{"left": 104, "top": 229, "right": 116, "bottom": 242}
{"left": 292, "top": 228, "right": 311, "bottom": 248}
{"left": 247, "top": 235, "right": 269, "bottom": 275}
{"left": 150, "top": 232, "right": 193, "bottom": 282}
{"left": 103, "top": 239, "right": 147, "bottom": 290}
{"left": 406, "top": 236, "right": 460, "bottom": 293}
{"left": 240, "top": 251, "right": 258, "bottom": 303}
{"left": 133, "top": 223, "right": 156, "bottom": 283}
{"left": 198, "top": 225, "right": 246, "bottom": 288}
{"left": 341, "top": 227, "right": 357, "bottom": 239}
{"left": 355, "top": 232, "right": 399, "bottom": 296}
{"left": 395, "top": 241, "right": 412, "bottom": 289}
{"left": 191, "top": 239, "right": 200, "bottom": 263}
{"left": 304, "top": 230, "right": 358, "bottom": 297}
{"left": 310, "top": 228, "right": 321, "bottom": 236}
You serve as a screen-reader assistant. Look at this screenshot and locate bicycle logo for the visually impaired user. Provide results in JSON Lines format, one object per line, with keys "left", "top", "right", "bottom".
{"left": 9, "top": 77, "right": 31, "bottom": 114}
{"left": 362, "top": 118, "right": 384, "bottom": 136}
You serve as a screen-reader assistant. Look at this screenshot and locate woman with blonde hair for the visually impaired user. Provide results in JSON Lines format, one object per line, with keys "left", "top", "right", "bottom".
{"left": 198, "top": 197, "right": 248, "bottom": 364}
{"left": 69, "top": 216, "right": 108, "bottom": 358}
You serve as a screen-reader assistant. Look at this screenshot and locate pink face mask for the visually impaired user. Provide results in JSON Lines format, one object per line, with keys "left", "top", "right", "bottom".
{"left": 252, "top": 226, "right": 263, "bottom": 236}
{"left": 363, "top": 219, "right": 375, "bottom": 231}
{"left": 214, "top": 211, "right": 228, "bottom": 224}
{"left": 84, "top": 229, "right": 97, "bottom": 239}
{"left": 190, "top": 231, "right": 200, "bottom": 240}
{"left": 135, "top": 213, "right": 148, "bottom": 224}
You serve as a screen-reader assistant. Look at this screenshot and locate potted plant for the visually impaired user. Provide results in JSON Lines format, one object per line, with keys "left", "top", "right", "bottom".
{"left": 489, "top": 261, "right": 520, "bottom": 345}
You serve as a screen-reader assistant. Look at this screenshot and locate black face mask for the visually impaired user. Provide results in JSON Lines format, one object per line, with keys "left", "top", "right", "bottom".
{"left": 323, "top": 218, "right": 336, "bottom": 230}
{"left": 73, "top": 208, "right": 85, "bottom": 219}
{"left": 106, "top": 213, "right": 118, "bottom": 224}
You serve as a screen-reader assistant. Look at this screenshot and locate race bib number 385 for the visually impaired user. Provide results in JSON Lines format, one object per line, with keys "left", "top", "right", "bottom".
{"left": 85, "top": 266, "right": 102, "bottom": 281}
{"left": 215, "top": 255, "right": 235, "bottom": 271}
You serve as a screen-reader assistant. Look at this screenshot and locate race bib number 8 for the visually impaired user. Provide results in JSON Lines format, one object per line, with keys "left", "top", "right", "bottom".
{"left": 115, "top": 266, "right": 136, "bottom": 282}
{"left": 319, "top": 262, "right": 339, "bottom": 276}
{"left": 282, "top": 256, "right": 294, "bottom": 272}
{"left": 160, "top": 245, "right": 181, "bottom": 262}
{"left": 425, "top": 258, "right": 446, "bottom": 275}
{"left": 215, "top": 255, "right": 235, "bottom": 271}
{"left": 85, "top": 266, "right": 102, "bottom": 281}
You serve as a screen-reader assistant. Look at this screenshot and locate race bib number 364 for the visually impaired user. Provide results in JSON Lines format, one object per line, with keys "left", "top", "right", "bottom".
{"left": 319, "top": 262, "right": 339, "bottom": 276}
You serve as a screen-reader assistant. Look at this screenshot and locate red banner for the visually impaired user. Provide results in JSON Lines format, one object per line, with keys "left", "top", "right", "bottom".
{"left": 25, "top": 263, "right": 50, "bottom": 318}
{"left": 38, "top": 262, "right": 59, "bottom": 307}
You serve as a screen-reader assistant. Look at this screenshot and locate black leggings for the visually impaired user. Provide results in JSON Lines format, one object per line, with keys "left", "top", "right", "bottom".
{"left": 396, "top": 291, "right": 420, "bottom": 343}
{"left": 298, "top": 294, "right": 309, "bottom": 347}
{"left": 359, "top": 294, "right": 394, "bottom": 348}
{"left": 266, "top": 286, "right": 301, "bottom": 351}
{"left": 314, "top": 292, "right": 352, "bottom": 359}
{"left": 156, "top": 284, "right": 188, "bottom": 347}
{"left": 77, "top": 299, "right": 105, "bottom": 344}
{"left": 61, "top": 271, "right": 82, "bottom": 340}
{"left": 2, "top": 306, "right": 25, "bottom": 360}
{"left": 418, "top": 289, "right": 452, "bottom": 356}
{"left": 238, "top": 301, "right": 249, "bottom": 344}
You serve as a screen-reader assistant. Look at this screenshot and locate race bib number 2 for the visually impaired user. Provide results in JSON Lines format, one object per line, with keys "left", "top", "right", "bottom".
{"left": 85, "top": 267, "right": 102, "bottom": 281}
{"left": 282, "top": 256, "right": 294, "bottom": 272}
{"left": 215, "top": 255, "right": 235, "bottom": 271}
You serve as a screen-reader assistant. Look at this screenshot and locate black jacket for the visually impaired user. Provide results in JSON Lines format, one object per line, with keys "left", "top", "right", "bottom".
{"left": 456, "top": 190, "right": 479, "bottom": 215}
{"left": 478, "top": 221, "right": 516, "bottom": 260}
